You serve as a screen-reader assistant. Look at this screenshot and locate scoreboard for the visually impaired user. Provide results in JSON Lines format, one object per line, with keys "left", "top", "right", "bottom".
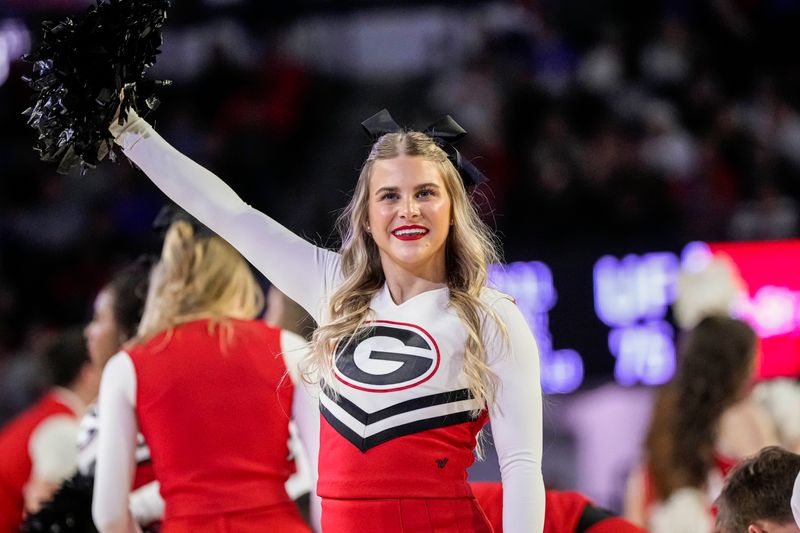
{"left": 490, "top": 240, "right": 800, "bottom": 393}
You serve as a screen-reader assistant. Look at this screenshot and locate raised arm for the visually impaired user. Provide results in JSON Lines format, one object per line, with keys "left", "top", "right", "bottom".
{"left": 486, "top": 296, "right": 545, "bottom": 533}
{"left": 111, "top": 114, "right": 339, "bottom": 321}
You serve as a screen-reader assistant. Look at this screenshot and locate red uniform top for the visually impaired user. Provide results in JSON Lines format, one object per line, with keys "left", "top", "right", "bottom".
{"left": 0, "top": 391, "right": 77, "bottom": 533}
{"left": 314, "top": 288, "right": 541, "bottom": 510}
{"left": 319, "top": 406, "right": 489, "bottom": 498}
{"left": 128, "top": 319, "right": 295, "bottom": 520}
{"left": 132, "top": 461, "right": 156, "bottom": 491}
{"left": 471, "top": 482, "right": 646, "bottom": 533}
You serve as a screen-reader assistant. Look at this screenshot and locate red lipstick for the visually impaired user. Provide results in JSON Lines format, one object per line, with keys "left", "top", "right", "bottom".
{"left": 391, "top": 225, "right": 429, "bottom": 241}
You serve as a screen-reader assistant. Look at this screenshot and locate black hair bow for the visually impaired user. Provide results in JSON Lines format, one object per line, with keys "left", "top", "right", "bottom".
{"left": 360, "top": 109, "right": 488, "bottom": 188}
{"left": 152, "top": 204, "right": 214, "bottom": 238}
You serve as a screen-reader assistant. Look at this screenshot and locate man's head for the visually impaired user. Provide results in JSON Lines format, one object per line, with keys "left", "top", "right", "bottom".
{"left": 716, "top": 446, "right": 800, "bottom": 533}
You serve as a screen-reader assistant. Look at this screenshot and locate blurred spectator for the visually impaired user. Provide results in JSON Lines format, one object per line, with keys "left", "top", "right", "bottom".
{"left": 0, "top": 330, "right": 97, "bottom": 533}
{"left": 0, "top": 324, "right": 54, "bottom": 426}
{"left": 745, "top": 81, "right": 800, "bottom": 172}
{"left": 639, "top": 100, "right": 698, "bottom": 181}
{"left": 576, "top": 32, "right": 624, "bottom": 96}
{"left": 6, "top": 172, "right": 88, "bottom": 253}
{"left": 639, "top": 17, "right": 692, "bottom": 92}
{"left": 21, "top": 260, "right": 157, "bottom": 532}
{"left": 624, "top": 317, "right": 779, "bottom": 532}
{"left": 532, "top": 23, "right": 576, "bottom": 96}
{"left": 4, "top": 1, "right": 800, "bottom": 360}
{"left": 728, "top": 181, "right": 799, "bottom": 241}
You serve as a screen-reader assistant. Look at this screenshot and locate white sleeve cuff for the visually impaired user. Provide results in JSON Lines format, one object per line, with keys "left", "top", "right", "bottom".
{"left": 129, "top": 481, "right": 164, "bottom": 525}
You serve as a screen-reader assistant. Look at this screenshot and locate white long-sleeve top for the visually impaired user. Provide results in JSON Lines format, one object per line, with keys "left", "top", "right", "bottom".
{"left": 110, "top": 116, "right": 544, "bottom": 532}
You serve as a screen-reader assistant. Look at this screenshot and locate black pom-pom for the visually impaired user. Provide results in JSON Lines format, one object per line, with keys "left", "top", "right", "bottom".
{"left": 19, "top": 473, "right": 97, "bottom": 532}
{"left": 22, "top": 0, "right": 172, "bottom": 175}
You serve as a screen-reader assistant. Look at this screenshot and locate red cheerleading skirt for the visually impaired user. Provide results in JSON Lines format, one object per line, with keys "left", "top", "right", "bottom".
{"left": 161, "top": 502, "right": 310, "bottom": 533}
{"left": 322, "top": 497, "right": 493, "bottom": 532}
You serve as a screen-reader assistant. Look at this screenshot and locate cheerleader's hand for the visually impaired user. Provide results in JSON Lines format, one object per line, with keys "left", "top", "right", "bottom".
{"left": 109, "top": 89, "right": 141, "bottom": 140}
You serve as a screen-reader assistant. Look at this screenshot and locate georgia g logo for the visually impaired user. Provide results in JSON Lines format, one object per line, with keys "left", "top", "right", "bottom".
{"left": 334, "top": 320, "right": 440, "bottom": 392}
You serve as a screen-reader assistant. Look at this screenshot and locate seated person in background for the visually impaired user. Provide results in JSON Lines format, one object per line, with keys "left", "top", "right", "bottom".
{"left": 470, "top": 482, "right": 645, "bottom": 533}
{"left": 0, "top": 330, "right": 98, "bottom": 533}
{"left": 715, "top": 446, "right": 800, "bottom": 533}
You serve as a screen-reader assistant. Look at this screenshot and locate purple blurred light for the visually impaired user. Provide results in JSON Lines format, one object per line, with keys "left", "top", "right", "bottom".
{"left": 0, "top": 19, "right": 30, "bottom": 87}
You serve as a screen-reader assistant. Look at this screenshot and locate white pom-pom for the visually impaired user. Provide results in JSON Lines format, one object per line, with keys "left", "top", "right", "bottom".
{"left": 649, "top": 488, "right": 713, "bottom": 533}
{"left": 753, "top": 378, "right": 800, "bottom": 448}
{"left": 673, "top": 255, "right": 746, "bottom": 330}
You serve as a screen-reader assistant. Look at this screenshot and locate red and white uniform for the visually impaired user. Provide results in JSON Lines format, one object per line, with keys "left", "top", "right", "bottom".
{"left": 112, "top": 115, "right": 545, "bottom": 532}
{"left": 0, "top": 389, "right": 82, "bottom": 533}
{"left": 93, "top": 320, "right": 317, "bottom": 533}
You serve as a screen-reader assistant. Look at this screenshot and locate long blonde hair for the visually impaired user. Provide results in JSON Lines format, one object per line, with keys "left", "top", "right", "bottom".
{"left": 307, "top": 131, "right": 505, "bottom": 409}
{"left": 136, "top": 220, "right": 264, "bottom": 344}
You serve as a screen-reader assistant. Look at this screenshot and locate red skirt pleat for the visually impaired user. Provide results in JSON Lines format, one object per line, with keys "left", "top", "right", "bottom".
{"left": 162, "top": 502, "right": 310, "bottom": 533}
{"left": 322, "top": 497, "right": 493, "bottom": 532}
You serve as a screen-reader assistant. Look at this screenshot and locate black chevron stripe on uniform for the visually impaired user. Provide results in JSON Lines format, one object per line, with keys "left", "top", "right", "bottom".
{"left": 320, "top": 385, "right": 474, "bottom": 425}
{"left": 320, "top": 402, "right": 479, "bottom": 452}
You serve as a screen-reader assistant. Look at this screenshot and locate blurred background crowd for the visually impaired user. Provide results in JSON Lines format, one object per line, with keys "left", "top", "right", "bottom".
{"left": 1, "top": 0, "right": 800, "bottom": 521}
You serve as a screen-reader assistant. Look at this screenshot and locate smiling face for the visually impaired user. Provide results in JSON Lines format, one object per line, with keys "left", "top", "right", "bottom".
{"left": 367, "top": 155, "right": 452, "bottom": 280}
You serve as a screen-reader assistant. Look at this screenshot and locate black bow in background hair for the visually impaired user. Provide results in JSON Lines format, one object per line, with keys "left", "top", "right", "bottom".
{"left": 152, "top": 204, "right": 214, "bottom": 238}
{"left": 360, "top": 109, "right": 488, "bottom": 188}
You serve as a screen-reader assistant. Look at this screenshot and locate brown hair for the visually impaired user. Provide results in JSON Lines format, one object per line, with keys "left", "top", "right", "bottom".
{"left": 107, "top": 258, "right": 151, "bottom": 342}
{"left": 715, "top": 446, "right": 800, "bottom": 532}
{"left": 645, "top": 316, "right": 758, "bottom": 500}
